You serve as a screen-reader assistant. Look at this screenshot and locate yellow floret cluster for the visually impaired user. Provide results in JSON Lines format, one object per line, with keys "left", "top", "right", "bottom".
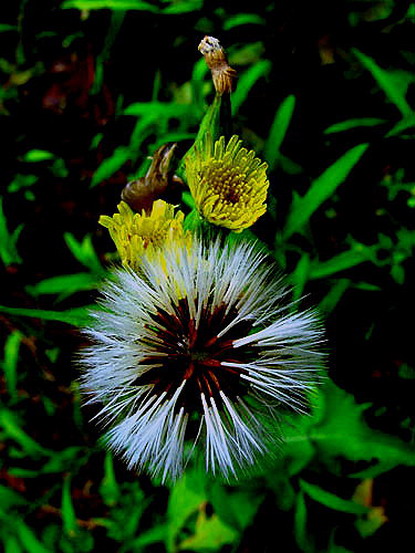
{"left": 99, "top": 200, "right": 190, "bottom": 270}
{"left": 185, "top": 134, "right": 269, "bottom": 232}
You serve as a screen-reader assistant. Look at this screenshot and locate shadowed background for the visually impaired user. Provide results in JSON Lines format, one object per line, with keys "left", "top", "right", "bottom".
{"left": 0, "top": 1, "right": 415, "bottom": 552}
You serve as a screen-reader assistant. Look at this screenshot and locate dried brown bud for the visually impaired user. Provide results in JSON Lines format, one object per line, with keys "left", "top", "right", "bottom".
{"left": 198, "top": 35, "right": 237, "bottom": 95}
{"left": 121, "top": 143, "right": 183, "bottom": 213}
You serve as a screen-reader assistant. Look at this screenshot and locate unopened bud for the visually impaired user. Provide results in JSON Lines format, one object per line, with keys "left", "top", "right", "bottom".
{"left": 198, "top": 36, "right": 237, "bottom": 95}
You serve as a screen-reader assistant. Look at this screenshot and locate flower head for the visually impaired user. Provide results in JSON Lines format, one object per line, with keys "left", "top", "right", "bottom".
{"left": 99, "top": 199, "right": 189, "bottom": 270}
{"left": 79, "top": 237, "right": 324, "bottom": 481}
{"left": 185, "top": 135, "right": 269, "bottom": 232}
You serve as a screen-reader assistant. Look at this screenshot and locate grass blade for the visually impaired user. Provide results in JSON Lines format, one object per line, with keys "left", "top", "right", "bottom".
{"left": 284, "top": 143, "right": 368, "bottom": 238}
{"left": 264, "top": 94, "right": 296, "bottom": 170}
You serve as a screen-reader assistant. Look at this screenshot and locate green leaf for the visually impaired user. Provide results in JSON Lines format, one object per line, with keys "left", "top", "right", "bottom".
{"left": 318, "top": 279, "right": 350, "bottom": 315}
{"left": 0, "top": 24, "right": 18, "bottom": 32}
{"left": 8, "top": 174, "right": 38, "bottom": 193}
{"left": 0, "top": 484, "right": 27, "bottom": 512}
{"left": 90, "top": 145, "right": 131, "bottom": 187}
{"left": 64, "top": 233, "right": 104, "bottom": 273}
{"left": 324, "top": 118, "right": 386, "bottom": 134}
{"left": 22, "top": 149, "right": 55, "bottom": 162}
{"left": 0, "top": 305, "right": 94, "bottom": 326}
{"left": 309, "top": 243, "right": 377, "bottom": 279}
{"left": 264, "top": 94, "right": 296, "bottom": 170}
{"left": 231, "top": 60, "right": 271, "bottom": 115}
{"left": 311, "top": 381, "right": 415, "bottom": 477}
{"left": 209, "top": 484, "right": 264, "bottom": 532}
{"left": 61, "top": 477, "right": 78, "bottom": 536}
{"left": 0, "top": 197, "right": 23, "bottom": 266}
{"left": 100, "top": 452, "right": 120, "bottom": 506}
{"left": 2, "top": 330, "right": 23, "bottom": 398}
{"left": 26, "top": 273, "right": 100, "bottom": 298}
{"left": 223, "top": 13, "right": 265, "bottom": 30}
{"left": 352, "top": 49, "right": 415, "bottom": 120}
{"left": 294, "top": 492, "right": 312, "bottom": 553}
{"left": 284, "top": 143, "right": 368, "bottom": 238}
{"left": 0, "top": 409, "right": 51, "bottom": 456}
{"left": 166, "top": 468, "right": 207, "bottom": 552}
{"left": 290, "top": 253, "right": 311, "bottom": 301}
{"left": 4, "top": 535, "right": 23, "bottom": 553}
{"left": 178, "top": 509, "right": 238, "bottom": 552}
{"left": 128, "top": 524, "right": 167, "bottom": 549}
{"left": 299, "top": 480, "right": 370, "bottom": 515}
{"left": 161, "top": 0, "right": 202, "bottom": 14}
{"left": 62, "top": 0, "right": 159, "bottom": 11}
{"left": 15, "top": 519, "right": 52, "bottom": 553}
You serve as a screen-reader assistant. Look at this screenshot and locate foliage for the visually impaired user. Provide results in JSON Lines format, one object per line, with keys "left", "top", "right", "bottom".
{"left": 1, "top": 0, "right": 415, "bottom": 552}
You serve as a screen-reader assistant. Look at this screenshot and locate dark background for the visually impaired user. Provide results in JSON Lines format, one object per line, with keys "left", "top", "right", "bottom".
{"left": 1, "top": 1, "right": 415, "bottom": 552}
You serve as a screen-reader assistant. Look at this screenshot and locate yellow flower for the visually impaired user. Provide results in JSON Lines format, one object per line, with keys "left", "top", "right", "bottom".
{"left": 99, "top": 200, "right": 189, "bottom": 270}
{"left": 185, "top": 134, "right": 269, "bottom": 232}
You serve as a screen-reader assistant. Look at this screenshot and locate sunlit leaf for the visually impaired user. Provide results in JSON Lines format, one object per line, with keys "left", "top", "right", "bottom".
{"left": 284, "top": 143, "right": 368, "bottom": 238}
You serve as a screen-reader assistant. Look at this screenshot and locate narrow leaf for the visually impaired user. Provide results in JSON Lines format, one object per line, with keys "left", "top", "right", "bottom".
{"left": 90, "top": 145, "right": 131, "bottom": 188}
{"left": 324, "top": 118, "right": 386, "bottom": 134}
{"left": 232, "top": 60, "right": 271, "bottom": 115}
{"left": 26, "top": 273, "right": 99, "bottom": 297}
{"left": 62, "top": 0, "right": 159, "bottom": 11}
{"left": 264, "top": 94, "right": 296, "bottom": 170}
{"left": 2, "top": 330, "right": 23, "bottom": 398}
{"left": 284, "top": 143, "right": 368, "bottom": 238}
{"left": 352, "top": 49, "right": 414, "bottom": 119}
{"left": 300, "top": 480, "right": 370, "bottom": 515}
{"left": 0, "top": 305, "right": 93, "bottom": 326}
{"left": 61, "top": 476, "right": 77, "bottom": 536}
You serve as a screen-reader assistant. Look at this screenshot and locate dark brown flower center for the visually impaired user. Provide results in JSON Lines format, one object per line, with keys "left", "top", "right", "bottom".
{"left": 134, "top": 298, "right": 254, "bottom": 414}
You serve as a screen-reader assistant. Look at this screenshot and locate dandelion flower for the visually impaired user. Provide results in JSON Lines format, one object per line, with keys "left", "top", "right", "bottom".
{"left": 185, "top": 134, "right": 269, "bottom": 232}
{"left": 79, "top": 238, "right": 324, "bottom": 482}
{"left": 99, "top": 199, "right": 189, "bottom": 270}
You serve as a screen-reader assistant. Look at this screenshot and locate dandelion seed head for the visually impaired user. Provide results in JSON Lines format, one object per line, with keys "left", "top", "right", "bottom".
{"left": 79, "top": 237, "right": 324, "bottom": 482}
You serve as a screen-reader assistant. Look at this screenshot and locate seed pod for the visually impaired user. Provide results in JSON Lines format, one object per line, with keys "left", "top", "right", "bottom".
{"left": 121, "top": 143, "right": 182, "bottom": 212}
{"left": 198, "top": 36, "right": 237, "bottom": 95}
